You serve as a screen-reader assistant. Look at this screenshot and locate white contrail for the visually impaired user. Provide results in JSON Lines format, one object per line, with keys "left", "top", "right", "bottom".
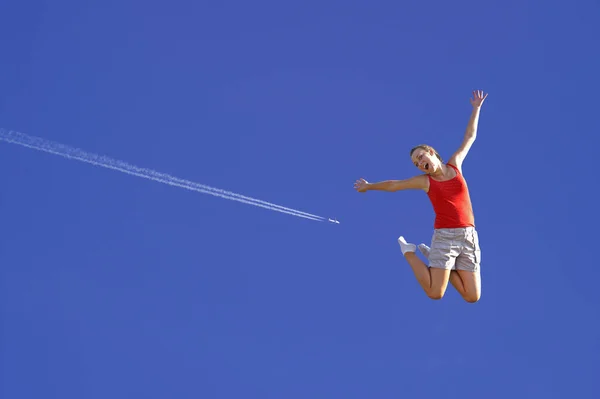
{"left": 0, "top": 129, "right": 327, "bottom": 222}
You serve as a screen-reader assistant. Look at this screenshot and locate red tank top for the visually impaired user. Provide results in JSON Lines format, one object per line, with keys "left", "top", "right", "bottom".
{"left": 426, "top": 163, "right": 475, "bottom": 229}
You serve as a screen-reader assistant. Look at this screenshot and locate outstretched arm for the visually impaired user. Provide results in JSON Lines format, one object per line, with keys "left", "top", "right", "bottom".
{"left": 449, "top": 90, "right": 488, "bottom": 170}
{"left": 354, "top": 175, "right": 428, "bottom": 192}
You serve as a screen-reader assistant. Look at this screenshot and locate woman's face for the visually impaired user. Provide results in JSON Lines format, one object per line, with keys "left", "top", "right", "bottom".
{"left": 411, "top": 148, "right": 439, "bottom": 174}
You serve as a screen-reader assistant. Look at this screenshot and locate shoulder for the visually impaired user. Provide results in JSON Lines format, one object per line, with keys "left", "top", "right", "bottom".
{"left": 408, "top": 174, "right": 430, "bottom": 192}
{"left": 446, "top": 161, "right": 463, "bottom": 176}
{"left": 393, "top": 174, "right": 430, "bottom": 191}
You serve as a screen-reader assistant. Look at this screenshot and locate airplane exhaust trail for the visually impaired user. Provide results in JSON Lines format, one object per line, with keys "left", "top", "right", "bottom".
{"left": 0, "top": 129, "right": 329, "bottom": 222}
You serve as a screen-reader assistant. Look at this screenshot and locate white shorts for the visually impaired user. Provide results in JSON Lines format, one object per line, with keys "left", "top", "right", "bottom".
{"left": 428, "top": 227, "right": 481, "bottom": 272}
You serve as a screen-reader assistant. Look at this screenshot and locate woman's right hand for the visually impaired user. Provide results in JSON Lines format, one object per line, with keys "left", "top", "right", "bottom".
{"left": 354, "top": 178, "right": 369, "bottom": 192}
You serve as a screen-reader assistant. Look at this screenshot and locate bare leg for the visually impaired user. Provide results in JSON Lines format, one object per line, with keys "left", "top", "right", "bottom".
{"left": 403, "top": 252, "right": 451, "bottom": 299}
{"left": 455, "top": 270, "right": 481, "bottom": 303}
{"left": 400, "top": 237, "right": 451, "bottom": 299}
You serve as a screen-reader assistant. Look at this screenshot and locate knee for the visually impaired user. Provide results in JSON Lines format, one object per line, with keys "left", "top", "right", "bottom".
{"left": 427, "top": 291, "right": 445, "bottom": 300}
{"left": 464, "top": 293, "right": 481, "bottom": 303}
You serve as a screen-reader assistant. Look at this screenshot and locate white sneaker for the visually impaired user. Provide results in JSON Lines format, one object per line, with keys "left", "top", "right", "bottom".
{"left": 418, "top": 243, "right": 430, "bottom": 259}
{"left": 398, "top": 236, "right": 416, "bottom": 255}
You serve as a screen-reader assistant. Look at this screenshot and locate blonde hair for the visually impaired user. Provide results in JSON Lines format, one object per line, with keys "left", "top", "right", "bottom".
{"left": 410, "top": 144, "right": 443, "bottom": 162}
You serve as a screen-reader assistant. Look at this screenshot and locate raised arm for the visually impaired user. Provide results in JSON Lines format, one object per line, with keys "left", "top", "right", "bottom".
{"left": 449, "top": 90, "right": 488, "bottom": 170}
{"left": 354, "top": 174, "right": 429, "bottom": 193}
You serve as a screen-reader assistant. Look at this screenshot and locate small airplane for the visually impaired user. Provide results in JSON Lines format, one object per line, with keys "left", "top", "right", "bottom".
{"left": 327, "top": 218, "right": 340, "bottom": 224}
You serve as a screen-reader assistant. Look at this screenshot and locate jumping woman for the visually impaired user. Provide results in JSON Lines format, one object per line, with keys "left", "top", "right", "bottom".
{"left": 354, "top": 90, "right": 488, "bottom": 303}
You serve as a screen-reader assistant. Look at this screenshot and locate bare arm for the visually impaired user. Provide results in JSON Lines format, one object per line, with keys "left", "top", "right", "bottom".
{"left": 449, "top": 90, "right": 488, "bottom": 170}
{"left": 354, "top": 175, "right": 428, "bottom": 192}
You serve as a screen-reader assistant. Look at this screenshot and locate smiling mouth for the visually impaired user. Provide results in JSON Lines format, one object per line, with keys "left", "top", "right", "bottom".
{"left": 424, "top": 163, "right": 429, "bottom": 170}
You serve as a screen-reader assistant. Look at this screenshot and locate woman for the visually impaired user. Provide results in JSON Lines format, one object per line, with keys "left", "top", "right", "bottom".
{"left": 354, "top": 90, "right": 488, "bottom": 303}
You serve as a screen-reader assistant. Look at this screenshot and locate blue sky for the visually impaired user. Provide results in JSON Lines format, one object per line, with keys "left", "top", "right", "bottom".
{"left": 1, "top": 0, "right": 599, "bottom": 398}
